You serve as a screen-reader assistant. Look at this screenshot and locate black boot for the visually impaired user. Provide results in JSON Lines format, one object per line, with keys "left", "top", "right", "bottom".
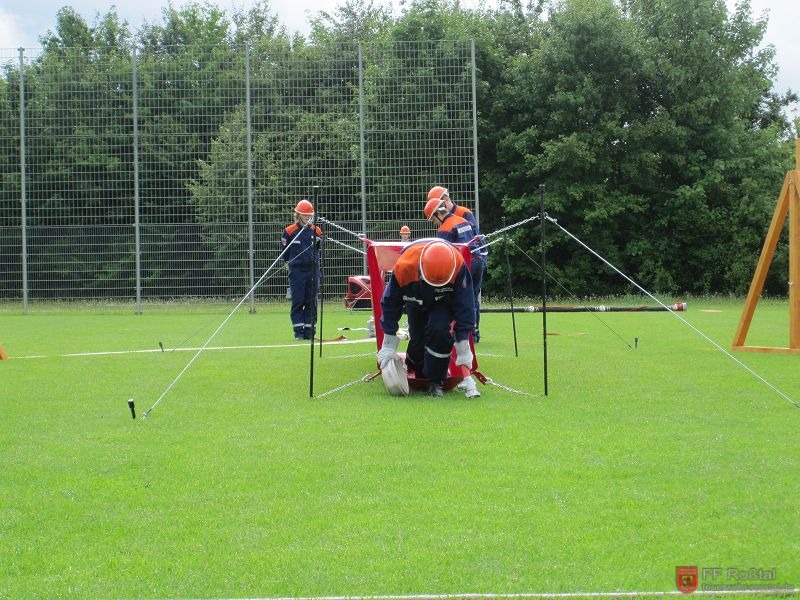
{"left": 426, "top": 382, "right": 443, "bottom": 397}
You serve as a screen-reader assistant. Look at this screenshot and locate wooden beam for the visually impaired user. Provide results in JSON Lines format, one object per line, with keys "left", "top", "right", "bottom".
{"left": 732, "top": 174, "right": 791, "bottom": 346}
{"left": 732, "top": 345, "right": 800, "bottom": 355}
{"left": 791, "top": 170, "right": 800, "bottom": 348}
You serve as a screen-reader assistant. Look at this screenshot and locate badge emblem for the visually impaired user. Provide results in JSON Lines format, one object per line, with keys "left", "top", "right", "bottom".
{"left": 676, "top": 566, "right": 699, "bottom": 594}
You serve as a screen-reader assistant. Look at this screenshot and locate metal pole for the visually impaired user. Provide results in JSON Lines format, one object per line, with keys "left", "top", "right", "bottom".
{"left": 309, "top": 186, "right": 320, "bottom": 397}
{"left": 245, "top": 44, "right": 256, "bottom": 314}
{"left": 18, "top": 48, "right": 28, "bottom": 314}
{"left": 132, "top": 48, "right": 142, "bottom": 314}
{"left": 470, "top": 39, "right": 480, "bottom": 224}
{"left": 540, "top": 184, "right": 548, "bottom": 396}
{"left": 315, "top": 184, "right": 325, "bottom": 357}
{"left": 502, "top": 216, "right": 518, "bottom": 357}
{"left": 358, "top": 43, "right": 367, "bottom": 273}
{"left": 318, "top": 238, "right": 325, "bottom": 359}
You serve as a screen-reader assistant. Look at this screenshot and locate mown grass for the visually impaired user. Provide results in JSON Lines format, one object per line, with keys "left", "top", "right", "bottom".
{"left": 1, "top": 298, "right": 798, "bottom": 599}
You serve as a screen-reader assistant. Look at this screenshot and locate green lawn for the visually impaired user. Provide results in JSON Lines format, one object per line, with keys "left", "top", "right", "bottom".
{"left": 1, "top": 298, "right": 798, "bottom": 598}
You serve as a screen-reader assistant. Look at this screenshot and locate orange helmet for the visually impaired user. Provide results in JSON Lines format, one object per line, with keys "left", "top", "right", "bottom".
{"left": 423, "top": 198, "right": 447, "bottom": 221}
{"left": 294, "top": 199, "right": 314, "bottom": 216}
{"left": 419, "top": 241, "right": 458, "bottom": 287}
{"left": 399, "top": 225, "right": 411, "bottom": 234}
{"left": 427, "top": 186, "right": 449, "bottom": 202}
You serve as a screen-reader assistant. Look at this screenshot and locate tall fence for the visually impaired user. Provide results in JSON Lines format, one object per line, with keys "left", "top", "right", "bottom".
{"left": 0, "top": 41, "right": 478, "bottom": 311}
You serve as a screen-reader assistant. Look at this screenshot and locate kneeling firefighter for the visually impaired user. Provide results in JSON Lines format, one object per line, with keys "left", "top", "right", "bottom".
{"left": 377, "top": 239, "right": 475, "bottom": 397}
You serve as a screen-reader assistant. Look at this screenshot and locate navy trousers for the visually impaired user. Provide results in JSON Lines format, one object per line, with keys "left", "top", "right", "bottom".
{"left": 404, "top": 301, "right": 454, "bottom": 385}
{"left": 289, "top": 267, "right": 317, "bottom": 339}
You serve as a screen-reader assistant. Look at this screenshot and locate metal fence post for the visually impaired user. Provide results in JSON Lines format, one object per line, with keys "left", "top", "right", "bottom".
{"left": 18, "top": 48, "right": 28, "bottom": 314}
{"left": 358, "top": 43, "right": 367, "bottom": 273}
{"left": 246, "top": 43, "right": 256, "bottom": 313}
{"left": 470, "top": 38, "right": 480, "bottom": 225}
{"left": 132, "top": 47, "right": 142, "bottom": 314}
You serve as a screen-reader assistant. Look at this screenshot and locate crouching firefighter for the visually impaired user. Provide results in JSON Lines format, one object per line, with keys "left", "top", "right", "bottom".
{"left": 377, "top": 240, "right": 475, "bottom": 397}
{"left": 281, "top": 199, "right": 323, "bottom": 340}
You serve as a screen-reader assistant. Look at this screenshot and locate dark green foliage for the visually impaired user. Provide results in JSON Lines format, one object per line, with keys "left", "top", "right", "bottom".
{"left": 10, "top": 8, "right": 136, "bottom": 298}
{"left": 482, "top": 0, "right": 796, "bottom": 297}
{"left": 0, "top": 64, "right": 22, "bottom": 298}
{"left": 1, "top": 0, "right": 796, "bottom": 300}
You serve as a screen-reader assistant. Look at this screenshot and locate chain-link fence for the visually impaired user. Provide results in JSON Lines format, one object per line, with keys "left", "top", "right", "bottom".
{"left": 0, "top": 40, "right": 478, "bottom": 311}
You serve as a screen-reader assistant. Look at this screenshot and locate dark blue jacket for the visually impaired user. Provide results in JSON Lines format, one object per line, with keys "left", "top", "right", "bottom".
{"left": 380, "top": 241, "right": 475, "bottom": 342}
{"left": 435, "top": 213, "right": 474, "bottom": 245}
{"left": 281, "top": 223, "right": 323, "bottom": 271}
{"left": 451, "top": 204, "right": 487, "bottom": 258}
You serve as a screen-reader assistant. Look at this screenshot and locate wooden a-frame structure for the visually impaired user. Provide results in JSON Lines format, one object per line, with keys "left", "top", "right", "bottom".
{"left": 733, "top": 139, "right": 800, "bottom": 354}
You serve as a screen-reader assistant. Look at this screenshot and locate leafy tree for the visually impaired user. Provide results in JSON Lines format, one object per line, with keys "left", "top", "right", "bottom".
{"left": 135, "top": 3, "right": 243, "bottom": 295}
{"left": 3, "top": 0, "right": 798, "bottom": 301}
{"left": 359, "top": 0, "right": 488, "bottom": 232}
{"left": 230, "top": 0, "right": 286, "bottom": 48}
{"left": 0, "top": 64, "right": 20, "bottom": 229}
{"left": 189, "top": 32, "right": 364, "bottom": 293}
{"left": 0, "top": 63, "right": 22, "bottom": 297}
{"left": 487, "top": 0, "right": 794, "bottom": 297}
{"left": 308, "top": 0, "right": 393, "bottom": 43}
{"left": 626, "top": 0, "right": 795, "bottom": 294}
{"left": 19, "top": 7, "right": 135, "bottom": 296}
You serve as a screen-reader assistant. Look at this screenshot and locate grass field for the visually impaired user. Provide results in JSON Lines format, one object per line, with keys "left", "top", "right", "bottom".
{"left": 1, "top": 298, "right": 799, "bottom": 599}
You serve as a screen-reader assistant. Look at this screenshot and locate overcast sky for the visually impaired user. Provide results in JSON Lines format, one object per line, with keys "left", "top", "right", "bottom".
{"left": 0, "top": 0, "right": 798, "bottom": 105}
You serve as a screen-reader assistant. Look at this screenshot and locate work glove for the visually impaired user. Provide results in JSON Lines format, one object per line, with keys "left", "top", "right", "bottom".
{"left": 454, "top": 339, "right": 473, "bottom": 367}
{"left": 377, "top": 333, "right": 400, "bottom": 369}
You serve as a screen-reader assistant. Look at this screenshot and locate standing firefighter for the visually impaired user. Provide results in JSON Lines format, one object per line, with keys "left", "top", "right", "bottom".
{"left": 399, "top": 225, "right": 412, "bottom": 242}
{"left": 424, "top": 196, "right": 474, "bottom": 245}
{"left": 428, "top": 185, "right": 486, "bottom": 342}
{"left": 281, "top": 199, "right": 323, "bottom": 340}
{"left": 377, "top": 240, "right": 475, "bottom": 397}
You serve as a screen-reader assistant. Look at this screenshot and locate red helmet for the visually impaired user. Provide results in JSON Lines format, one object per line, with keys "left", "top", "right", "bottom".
{"left": 399, "top": 225, "right": 411, "bottom": 234}
{"left": 419, "top": 241, "right": 458, "bottom": 287}
{"left": 427, "top": 186, "right": 449, "bottom": 202}
{"left": 294, "top": 199, "right": 314, "bottom": 216}
{"left": 423, "top": 198, "right": 447, "bottom": 221}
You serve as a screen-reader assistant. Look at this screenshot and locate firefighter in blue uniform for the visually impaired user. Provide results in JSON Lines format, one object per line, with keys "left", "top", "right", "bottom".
{"left": 423, "top": 196, "right": 475, "bottom": 245}
{"left": 377, "top": 240, "right": 475, "bottom": 397}
{"left": 281, "top": 199, "right": 323, "bottom": 340}
{"left": 428, "top": 186, "right": 486, "bottom": 342}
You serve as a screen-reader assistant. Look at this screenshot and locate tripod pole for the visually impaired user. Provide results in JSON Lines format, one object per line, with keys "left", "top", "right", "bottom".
{"left": 540, "top": 184, "right": 548, "bottom": 396}
{"left": 318, "top": 199, "right": 325, "bottom": 359}
{"left": 309, "top": 186, "right": 320, "bottom": 397}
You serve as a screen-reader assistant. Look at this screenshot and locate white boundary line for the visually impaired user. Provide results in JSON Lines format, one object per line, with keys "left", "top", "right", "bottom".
{"left": 223, "top": 590, "right": 800, "bottom": 600}
{"left": 12, "top": 338, "right": 374, "bottom": 360}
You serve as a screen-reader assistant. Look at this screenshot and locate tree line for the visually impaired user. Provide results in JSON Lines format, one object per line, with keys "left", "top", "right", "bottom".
{"left": 1, "top": 0, "right": 797, "bottom": 300}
